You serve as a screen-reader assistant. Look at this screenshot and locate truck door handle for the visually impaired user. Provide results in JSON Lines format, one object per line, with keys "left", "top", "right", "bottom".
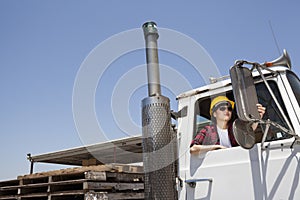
{"left": 185, "top": 178, "right": 213, "bottom": 188}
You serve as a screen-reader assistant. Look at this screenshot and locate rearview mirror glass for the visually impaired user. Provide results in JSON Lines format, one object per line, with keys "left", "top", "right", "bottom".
{"left": 232, "top": 119, "right": 255, "bottom": 149}
{"left": 230, "top": 65, "right": 260, "bottom": 121}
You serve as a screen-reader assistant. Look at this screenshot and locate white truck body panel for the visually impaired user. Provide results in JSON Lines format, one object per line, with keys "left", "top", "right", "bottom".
{"left": 185, "top": 140, "right": 300, "bottom": 199}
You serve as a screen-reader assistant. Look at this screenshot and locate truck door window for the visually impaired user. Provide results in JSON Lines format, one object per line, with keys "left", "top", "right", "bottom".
{"left": 194, "top": 99, "right": 211, "bottom": 138}
{"left": 255, "top": 81, "right": 292, "bottom": 141}
{"left": 193, "top": 93, "right": 235, "bottom": 138}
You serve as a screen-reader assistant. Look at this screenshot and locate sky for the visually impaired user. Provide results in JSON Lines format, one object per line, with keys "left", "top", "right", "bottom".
{"left": 1, "top": 0, "right": 300, "bottom": 180}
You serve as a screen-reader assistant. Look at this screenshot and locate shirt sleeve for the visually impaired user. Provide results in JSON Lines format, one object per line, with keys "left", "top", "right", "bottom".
{"left": 190, "top": 127, "right": 207, "bottom": 147}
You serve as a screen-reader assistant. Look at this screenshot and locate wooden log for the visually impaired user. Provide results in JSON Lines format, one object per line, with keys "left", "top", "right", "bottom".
{"left": 84, "top": 171, "right": 106, "bottom": 181}
{"left": 85, "top": 191, "right": 144, "bottom": 200}
{"left": 17, "top": 164, "right": 143, "bottom": 180}
{"left": 106, "top": 172, "right": 143, "bottom": 182}
{"left": 1, "top": 164, "right": 145, "bottom": 200}
{"left": 85, "top": 192, "right": 108, "bottom": 200}
{"left": 83, "top": 182, "right": 144, "bottom": 191}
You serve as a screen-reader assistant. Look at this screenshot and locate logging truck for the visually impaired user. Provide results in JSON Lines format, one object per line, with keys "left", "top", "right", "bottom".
{"left": 0, "top": 22, "right": 299, "bottom": 200}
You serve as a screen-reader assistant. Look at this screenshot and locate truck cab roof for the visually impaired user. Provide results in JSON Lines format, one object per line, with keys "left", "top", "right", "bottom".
{"left": 176, "top": 66, "right": 291, "bottom": 100}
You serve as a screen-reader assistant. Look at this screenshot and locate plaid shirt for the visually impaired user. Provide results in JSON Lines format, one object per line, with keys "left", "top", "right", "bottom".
{"left": 190, "top": 123, "right": 239, "bottom": 147}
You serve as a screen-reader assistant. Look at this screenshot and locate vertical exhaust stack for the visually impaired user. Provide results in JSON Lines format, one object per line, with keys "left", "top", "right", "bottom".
{"left": 142, "top": 22, "right": 177, "bottom": 200}
{"left": 143, "top": 22, "right": 162, "bottom": 97}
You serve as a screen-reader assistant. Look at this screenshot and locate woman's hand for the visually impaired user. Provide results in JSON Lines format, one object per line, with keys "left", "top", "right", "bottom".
{"left": 252, "top": 103, "right": 266, "bottom": 130}
{"left": 256, "top": 103, "right": 266, "bottom": 119}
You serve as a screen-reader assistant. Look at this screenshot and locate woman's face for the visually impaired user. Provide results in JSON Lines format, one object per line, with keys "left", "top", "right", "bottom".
{"left": 213, "top": 103, "right": 233, "bottom": 123}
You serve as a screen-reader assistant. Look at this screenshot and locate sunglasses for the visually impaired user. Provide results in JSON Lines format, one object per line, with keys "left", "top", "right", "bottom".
{"left": 218, "top": 106, "right": 233, "bottom": 112}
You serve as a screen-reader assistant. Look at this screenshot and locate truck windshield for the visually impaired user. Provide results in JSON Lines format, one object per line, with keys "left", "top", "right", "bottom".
{"left": 286, "top": 71, "right": 300, "bottom": 107}
{"left": 255, "top": 80, "right": 292, "bottom": 141}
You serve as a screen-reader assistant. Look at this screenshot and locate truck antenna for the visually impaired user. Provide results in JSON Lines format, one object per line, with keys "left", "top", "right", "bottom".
{"left": 268, "top": 20, "right": 281, "bottom": 56}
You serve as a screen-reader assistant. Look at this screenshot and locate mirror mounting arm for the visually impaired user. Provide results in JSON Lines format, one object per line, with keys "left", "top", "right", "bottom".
{"left": 255, "top": 65, "right": 294, "bottom": 135}
{"left": 235, "top": 60, "right": 295, "bottom": 137}
{"left": 260, "top": 119, "right": 271, "bottom": 149}
{"left": 261, "top": 119, "right": 296, "bottom": 149}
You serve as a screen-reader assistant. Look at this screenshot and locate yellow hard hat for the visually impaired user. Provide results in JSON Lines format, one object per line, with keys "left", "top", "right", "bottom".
{"left": 210, "top": 96, "right": 235, "bottom": 116}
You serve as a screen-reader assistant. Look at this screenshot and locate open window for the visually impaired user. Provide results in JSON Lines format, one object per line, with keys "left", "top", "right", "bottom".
{"left": 193, "top": 92, "right": 236, "bottom": 138}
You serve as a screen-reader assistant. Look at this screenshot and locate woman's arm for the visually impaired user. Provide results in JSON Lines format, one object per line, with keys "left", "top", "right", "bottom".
{"left": 190, "top": 144, "right": 227, "bottom": 154}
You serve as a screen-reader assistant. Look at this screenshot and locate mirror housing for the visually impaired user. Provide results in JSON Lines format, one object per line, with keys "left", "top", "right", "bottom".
{"left": 230, "top": 65, "right": 260, "bottom": 121}
{"left": 230, "top": 65, "right": 260, "bottom": 149}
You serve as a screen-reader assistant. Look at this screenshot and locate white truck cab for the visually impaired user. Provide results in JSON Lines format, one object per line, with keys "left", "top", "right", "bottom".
{"left": 177, "top": 64, "right": 300, "bottom": 199}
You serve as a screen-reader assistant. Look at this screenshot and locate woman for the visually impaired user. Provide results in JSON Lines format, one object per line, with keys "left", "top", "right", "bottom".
{"left": 190, "top": 96, "right": 265, "bottom": 154}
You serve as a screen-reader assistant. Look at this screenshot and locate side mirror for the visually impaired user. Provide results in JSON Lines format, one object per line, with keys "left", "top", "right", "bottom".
{"left": 230, "top": 65, "right": 260, "bottom": 121}
{"left": 232, "top": 119, "right": 255, "bottom": 149}
{"left": 230, "top": 65, "right": 260, "bottom": 149}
